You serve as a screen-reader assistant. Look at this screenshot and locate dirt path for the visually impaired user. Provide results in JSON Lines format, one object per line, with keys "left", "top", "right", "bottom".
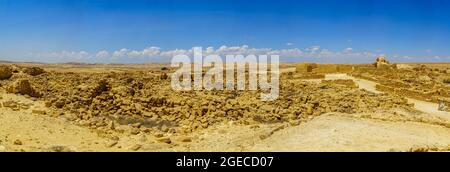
{"left": 407, "top": 98, "right": 450, "bottom": 121}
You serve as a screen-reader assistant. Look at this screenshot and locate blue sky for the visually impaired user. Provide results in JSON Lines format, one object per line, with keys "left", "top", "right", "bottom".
{"left": 1, "top": 0, "right": 450, "bottom": 63}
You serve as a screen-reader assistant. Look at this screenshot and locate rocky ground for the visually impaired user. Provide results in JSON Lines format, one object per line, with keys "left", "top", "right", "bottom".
{"left": 0, "top": 63, "right": 449, "bottom": 152}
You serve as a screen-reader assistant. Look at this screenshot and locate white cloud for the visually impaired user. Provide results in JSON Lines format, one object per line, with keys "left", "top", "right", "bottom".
{"left": 306, "top": 46, "right": 321, "bottom": 53}
{"left": 402, "top": 56, "right": 412, "bottom": 59}
{"left": 96, "top": 50, "right": 109, "bottom": 58}
{"left": 343, "top": 47, "right": 353, "bottom": 54}
{"left": 127, "top": 46, "right": 161, "bottom": 58}
{"left": 112, "top": 48, "right": 129, "bottom": 59}
{"left": 286, "top": 42, "right": 294, "bottom": 46}
{"left": 31, "top": 50, "right": 90, "bottom": 60}
{"left": 160, "top": 48, "right": 194, "bottom": 57}
{"left": 23, "top": 45, "right": 385, "bottom": 63}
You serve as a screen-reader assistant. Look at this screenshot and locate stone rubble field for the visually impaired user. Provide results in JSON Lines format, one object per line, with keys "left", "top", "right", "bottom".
{"left": 0, "top": 59, "right": 450, "bottom": 152}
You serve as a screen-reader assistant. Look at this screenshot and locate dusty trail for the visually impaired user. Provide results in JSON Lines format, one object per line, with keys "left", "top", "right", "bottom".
{"left": 407, "top": 98, "right": 450, "bottom": 121}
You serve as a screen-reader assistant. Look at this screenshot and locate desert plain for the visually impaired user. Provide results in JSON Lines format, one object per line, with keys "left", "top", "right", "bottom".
{"left": 0, "top": 57, "right": 449, "bottom": 152}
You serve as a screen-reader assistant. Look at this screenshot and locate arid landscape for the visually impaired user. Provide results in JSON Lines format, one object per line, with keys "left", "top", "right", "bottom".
{"left": 0, "top": 57, "right": 449, "bottom": 152}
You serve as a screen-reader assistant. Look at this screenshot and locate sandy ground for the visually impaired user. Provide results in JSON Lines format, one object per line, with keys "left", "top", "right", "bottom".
{"left": 249, "top": 114, "right": 450, "bottom": 152}
{"left": 0, "top": 91, "right": 112, "bottom": 152}
{"left": 1, "top": 71, "right": 450, "bottom": 152}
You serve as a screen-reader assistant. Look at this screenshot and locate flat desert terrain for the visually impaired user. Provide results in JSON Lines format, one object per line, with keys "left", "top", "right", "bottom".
{"left": 0, "top": 59, "right": 449, "bottom": 152}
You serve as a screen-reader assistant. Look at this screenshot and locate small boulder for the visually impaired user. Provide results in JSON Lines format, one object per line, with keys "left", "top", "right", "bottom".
{"left": 0, "top": 65, "right": 13, "bottom": 80}
{"left": 90, "top": 79, "right": 109, "bottom": 98}
{"left": 160, "top": 72, "right": 168, "bottom": 80}
{"left": 178, "top": 136, "right": 192, "bottom": 142}
{"left": 105, "top": 140, "right": 118, "bottom": 148}
{"left": 32, "top": 109, "right": 47, "bottom": 115}
{"left": 23, "top": 67, "right": 45, "bottom": 76}
{"left": 13, "top": 139, "right": 23, "bottom": 145}
{"left": 157, "top": 137, "right": 171, "bottom": 144}
{"left": 130, "top": 144, "right": 141, "bottom": 151}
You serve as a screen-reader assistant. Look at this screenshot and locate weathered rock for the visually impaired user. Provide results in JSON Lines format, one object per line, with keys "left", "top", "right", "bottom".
{"left": 6, "top": 79, "right": 41, "bottom": 97}
{"left": 178, "top": 136, "right": 192, "bottom": 142}
{"left": 54, "top": 100, "right": 66, "bottom": 108}
{"left": 157, "top": 137, "right": 171, "bottom": 144}
{"left": 32, "top": 109, "right": 47, "bottom": 115}
{"left": 0, "top": 65, "right": 12, "bottom": 80}
{"left": 130, "top": 128, "right": 140, "bottom": 135}
{"left": 154, "top": 132, "right": 164, "bottom": 138}
{"left": 13, "top": 139, "right": 23, "bottom": 145}
{"left": 23, "top": 66, "right": 45, "bottom": 76}
{"left": 49, "top": 145, "right": 73, "bottom": 152}
{"left": 90, "top": 79, "right": 110, "bottom": 98}
{"left": 105, "top": 140, "right": 118, "bottom": 147}
{"left": 438, "top": 101, "right": 447, "bottom": 112}
{"left": 2, "top": 101, "right": 18, "bottom": 109}
{"left": 130, "top": 144, "right": 141, "bottom": 151}
{"left": 160, "top": 73, "right": 168, "bottom": 80}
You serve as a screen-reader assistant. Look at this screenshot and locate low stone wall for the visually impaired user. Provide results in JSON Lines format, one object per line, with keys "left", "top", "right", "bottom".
{"left": 313, "top": 64, "right": 338, "bottom": 73}
{"left": 296, "top": 63, "right": 354, "bottom": 74}
{"left": 376, "top": 84, "right": 450, "bottom": 105}
{"left": 294, "top": 73, "right": 325, "bottom": 79}
{"left": 322, "top": 79, "right": 358, "bottom": 88}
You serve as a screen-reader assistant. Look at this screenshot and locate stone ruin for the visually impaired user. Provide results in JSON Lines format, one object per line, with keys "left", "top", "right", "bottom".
{"left": 295, "top": 63, "right": 354, "bottom": 79}
{"left": 374, "top": 56, "right": 390, "bottom": 68}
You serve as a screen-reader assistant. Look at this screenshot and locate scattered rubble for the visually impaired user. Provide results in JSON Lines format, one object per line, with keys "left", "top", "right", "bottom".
{"left": 1, "top": 100, "right": 31, "bottom": 111}
{"left": 6, "top": 79, "right": 41, "bottom": 97}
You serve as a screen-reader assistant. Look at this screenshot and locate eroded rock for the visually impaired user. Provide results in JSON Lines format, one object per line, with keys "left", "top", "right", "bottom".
{"left": 23, "top": 67, "right": 45, "bottom": 76}
{"left": 6, "top": 79, "right": 41, "bottom": 97}
{"left": 0, "top": 65, "right": 13, "bottom": 80}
